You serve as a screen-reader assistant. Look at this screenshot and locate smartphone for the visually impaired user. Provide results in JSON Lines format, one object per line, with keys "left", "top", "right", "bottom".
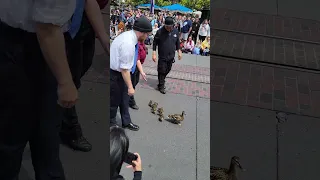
{"left": 123, "top": 152, "right": 138, "bottom": 166}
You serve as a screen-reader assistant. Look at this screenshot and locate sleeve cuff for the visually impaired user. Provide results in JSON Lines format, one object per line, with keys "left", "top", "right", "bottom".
{"left": 133, "top": 171, "right": 142, "bottom": 179}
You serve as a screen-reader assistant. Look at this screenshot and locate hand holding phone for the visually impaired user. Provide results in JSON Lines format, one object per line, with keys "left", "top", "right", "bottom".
{"left": 126, "top": 152, "right": 142, "bottom": 172}
{"left": 124, "top": 152, "right": 138, "bottom": 166}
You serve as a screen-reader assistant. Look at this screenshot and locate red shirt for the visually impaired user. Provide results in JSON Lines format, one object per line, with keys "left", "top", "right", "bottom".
{"left": 138, "top": 42, "right": 147, "bottom": 64}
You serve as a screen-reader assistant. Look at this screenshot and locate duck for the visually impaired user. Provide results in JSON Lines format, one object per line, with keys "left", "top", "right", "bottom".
{"left": 148, "top": 100, "right": 154, "bottom": 107}
{"left": 211, "top": 156, "right": 244, "bottom": 180}
{"left": 151, "top": 105, "right": 157, "bottom": 114}
{"left": 153, "top": 102, "right": 158, "bottom": 108}
{"left": 157, "top": 107, "right": 164, "bottom": 115}
{"left": 158, "top": 114, "right": 164, "bottom": 122}
{"left": 166, "top": 111, "right": 186, "bottom": 125}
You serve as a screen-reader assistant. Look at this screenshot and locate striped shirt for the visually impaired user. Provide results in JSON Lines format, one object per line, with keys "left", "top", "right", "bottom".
{"left": 0, "top": 0, "right": 76, "bottom": 32}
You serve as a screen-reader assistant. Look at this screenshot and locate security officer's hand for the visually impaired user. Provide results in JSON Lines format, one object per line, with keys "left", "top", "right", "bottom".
{"left": 128, "top": 87, "right": 135, "bottom": 96}
{"left": 152, "top": 52, "right": 157, "bottom": 62}
{"left": 178, "top": 51, "right": 182, "bottom": 60}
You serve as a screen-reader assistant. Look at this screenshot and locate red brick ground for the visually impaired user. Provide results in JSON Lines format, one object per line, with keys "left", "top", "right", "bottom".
{"left": 211, "top": 56, "right": 320, "bottom": 117}
{"left": 83, "top": 62, "right": 211, "bottom": 99}
{"left": 212, "top": 8, "right": 320, "bottom": 43}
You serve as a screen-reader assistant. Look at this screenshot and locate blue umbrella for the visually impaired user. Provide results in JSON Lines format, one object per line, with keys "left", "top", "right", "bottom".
{"left": 162, "top": 4, "right": 193, "bottom": 13}
{"left": 137, "top": 3, "right": 161, "bottom": 10}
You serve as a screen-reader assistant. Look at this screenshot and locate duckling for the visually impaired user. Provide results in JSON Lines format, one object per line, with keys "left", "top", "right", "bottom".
{"left": 148, "top": 100, "right": 154, "bottom": 107}
{"left": 211, "top": 156, "right": 244, "bottom": 180}
{"left": 158, "top": 114, "right": 164, "bottom": 122}
{"left": 157, "top": 107, "right": 164, "bottom": 115}
{"left": 151, "top": 106, "right": 157, "bottom": 114}
{"left": 153, "top": 102, "right": 158, "bottom": 108}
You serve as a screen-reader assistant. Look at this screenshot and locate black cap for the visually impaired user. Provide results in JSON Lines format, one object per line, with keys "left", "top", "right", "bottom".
{"left": 164, "top": 17, "right": 174, "bottom": 26}
{"left": 133, "top": 17, "right": 152, "bottom": 32}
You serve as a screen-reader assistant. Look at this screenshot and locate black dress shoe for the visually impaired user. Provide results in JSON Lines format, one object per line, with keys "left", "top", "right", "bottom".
{"left": 61, "top": 135, "right": 92, "bottom": 152}
{"left": 123, "top": 123, "right": 139, "bottom": 131}
{"left": 129, "top": 104, "right": 139, "bottom": 110}
{"left": 159, "top": 88, "right": 166, "bottom": 94}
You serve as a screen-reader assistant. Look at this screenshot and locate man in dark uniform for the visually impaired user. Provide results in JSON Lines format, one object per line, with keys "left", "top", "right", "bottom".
{"left": 152, "top": 17, "right": 182, "bottom": 94}
{"left": 60, "top": 0, "right": 109, "bottom": 152}
{"left": 110, "top": 17, "right": 152, "bottom": 131}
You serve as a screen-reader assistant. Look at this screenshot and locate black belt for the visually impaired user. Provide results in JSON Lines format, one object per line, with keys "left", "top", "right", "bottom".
{"left": 110, "top": 69, "right": 121, "bottom": 76}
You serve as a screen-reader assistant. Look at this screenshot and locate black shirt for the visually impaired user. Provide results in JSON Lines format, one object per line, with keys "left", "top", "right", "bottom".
{"left": 153, "top": 27, "right": 180, "bottom": 61}
{"left": 192, "top": 22, "right": 200, "bottom": 34}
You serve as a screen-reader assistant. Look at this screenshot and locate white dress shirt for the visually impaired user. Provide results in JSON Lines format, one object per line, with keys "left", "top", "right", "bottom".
{"left": 0, "top": 0, "right": 76, "bottom": 32}
{"left": 110, "top": 30, "right": 138, "bottom": 72}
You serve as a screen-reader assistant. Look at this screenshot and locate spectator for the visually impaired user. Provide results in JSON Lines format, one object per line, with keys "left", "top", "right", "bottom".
{"left": 110, "top": 126, "right": 142, "bottom": 180}
{"left": 180, "top": 14, "right": 192, "bottom": 42}
{"left": 200, "top": 36, "right": 210, "bottom": 56}
{"left": 192, "top": 40, "right": 201, "bottom": 55}
{"left": 198, "top": 19, "right": 210, "bottom": 42}
{"left": 111, "top": 27, "right": 116, "bottom": 40}
{"left": 191, "top": 18, "right": 200, "bottom": 43}
{"left": 147, "top": 23, "right": 159, "bottom": 45}
{"left": 182, "top": 36, "right": 195, "bottom": 54}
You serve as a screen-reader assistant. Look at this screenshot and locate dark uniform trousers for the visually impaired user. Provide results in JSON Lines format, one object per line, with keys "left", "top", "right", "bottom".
{"left": 0, "top": 21, "right": 65, "bottom": 179}
{"left": 129, "top": 66, "right": 140, "bottom": 106}
{"left": 157, "top": 58, "right": 174, "bottom": 89}
{"left": 61, "top": 14, "right": 96, "bottom": 139}
{"left": 110, "top": 70, "right": 132, "bottom": 126}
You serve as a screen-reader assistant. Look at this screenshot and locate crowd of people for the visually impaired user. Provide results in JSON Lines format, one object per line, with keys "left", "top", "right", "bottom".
{"left": 110, "top": 6, "right": 211, "bottom": 56}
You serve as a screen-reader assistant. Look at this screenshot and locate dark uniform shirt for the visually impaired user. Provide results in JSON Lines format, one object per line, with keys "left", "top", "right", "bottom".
{"left": 153, "top": 27, "right": 180, "bottom": 61}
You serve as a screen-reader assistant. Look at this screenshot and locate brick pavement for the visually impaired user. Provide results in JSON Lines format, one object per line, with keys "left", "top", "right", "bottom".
{"left": 82, "top": 59, "right": 211, "bottom": 99}
{"left": 212, "top": 8, "right": 320, "bottom": 43}
{"left": 212, "top": 30, "right": 320, "bottom": 70}
{"left": 211, "top": 56, "right": 320, "bottom": 117}
{"left": 137, "top": 75, "right": 210, "bottom": 99}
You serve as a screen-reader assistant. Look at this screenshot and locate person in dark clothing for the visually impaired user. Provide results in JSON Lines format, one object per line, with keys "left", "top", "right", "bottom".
{"left": 0, "top": 0, "right": 78, "bottom": 179}
{"left": 60, "top": 0, "right": 109, "bottom": 152}
{"left": 129, "top": 40, "right": 148, "bottom": 110}
{"left": 152, "top": 17, "right": 182, "bottom": 94}
{"left": 110, "top": 126, "right": 142, "bottom": 180}
{"left": 191, "top": 18, "right": 200, "bottom": 43}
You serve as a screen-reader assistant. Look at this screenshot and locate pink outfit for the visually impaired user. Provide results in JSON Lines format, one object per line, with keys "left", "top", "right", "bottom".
{"left": 184, "top": 40, "right": 195, "bottom": 50}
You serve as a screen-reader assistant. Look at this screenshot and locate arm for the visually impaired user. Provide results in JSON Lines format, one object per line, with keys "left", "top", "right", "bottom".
{"left": 137, "top": 60, "right": 144, "bottom": 74}
{"left": 176, "top": 32, "right": 181, "bottom": 53}
{"left": 33, "top": 0, "right": 76, "bottom": 85}
{"left": 119, "top": 43, "right": 135, "bottom": 90}
{"left": 152, "top": 30, "right": 160, "bottom": 55}
{"left": 85, "top": 0, "right": 109, "bottom": 54}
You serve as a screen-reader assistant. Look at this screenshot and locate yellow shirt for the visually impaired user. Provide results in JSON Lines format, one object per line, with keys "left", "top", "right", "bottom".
{"left": 201, "top": 40, "right": 210, "bottom": 49}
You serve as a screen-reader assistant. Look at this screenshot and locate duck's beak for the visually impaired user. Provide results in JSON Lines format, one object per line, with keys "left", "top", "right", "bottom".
{"left": 237, "top": 162, "right": 246, "bottom": 171}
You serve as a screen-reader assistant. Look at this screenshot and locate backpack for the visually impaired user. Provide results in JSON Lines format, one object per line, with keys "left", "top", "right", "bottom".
{"left": 96, "top": 0, "right": 108, "bottom": 9}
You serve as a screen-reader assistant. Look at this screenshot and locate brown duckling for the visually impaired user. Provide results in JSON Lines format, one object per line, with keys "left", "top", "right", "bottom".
{"left": 157, "top": 107, "right": 164, "bottom": 115}
{"left": 211, "top": 156, "right": 244, "bottom": 180}
{"left": 158, "top": 114, "right": 164, "bottom": 122}
{"left": 148, "top": 100, "right": 154, "bottom": 107}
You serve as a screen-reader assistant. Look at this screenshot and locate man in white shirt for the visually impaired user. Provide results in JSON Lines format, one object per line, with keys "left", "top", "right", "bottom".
{"left": 0, "top": 0, "right": 77, "bottom": 179}
{"left": 110, "top": 16, "right": 152, "bottom": 131}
